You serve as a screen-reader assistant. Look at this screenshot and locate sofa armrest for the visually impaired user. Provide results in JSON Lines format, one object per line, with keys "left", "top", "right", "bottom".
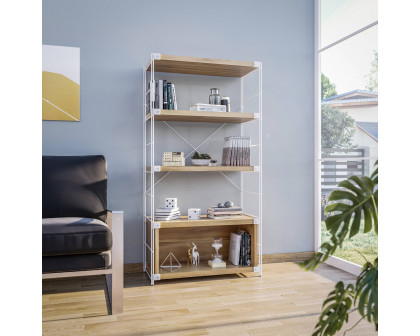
{"left": 106, "top": 210, "right": 124, "bottom": 314}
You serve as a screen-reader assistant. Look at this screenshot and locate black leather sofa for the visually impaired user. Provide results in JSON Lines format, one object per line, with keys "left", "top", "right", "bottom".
{"left": 42, "top": 155, "right": 123, "bottom": 314}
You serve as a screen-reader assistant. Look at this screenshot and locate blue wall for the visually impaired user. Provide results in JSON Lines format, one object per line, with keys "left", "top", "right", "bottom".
{"left": 43, "top": 0, "right": 315, "bottom": 263}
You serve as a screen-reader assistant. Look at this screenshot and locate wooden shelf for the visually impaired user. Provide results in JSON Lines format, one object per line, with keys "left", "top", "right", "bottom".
{"left": 146, "top": 109, "right": 256, "bottom": 123}
{"left": 147, "top": 54, "right": 258, "bottom": 78}
{"left": 158, "top": 263, "right": 255, "bottom": 280}
{"left": 147, "top": 166, "right": 256, "bottom": 172}
{"left": 146, "top": 214, "right": 256, "bottom": 229}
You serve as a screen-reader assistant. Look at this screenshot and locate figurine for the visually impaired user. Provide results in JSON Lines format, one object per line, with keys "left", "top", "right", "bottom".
{"left": 187, "top": 242, "right": 200, "bottom": 265}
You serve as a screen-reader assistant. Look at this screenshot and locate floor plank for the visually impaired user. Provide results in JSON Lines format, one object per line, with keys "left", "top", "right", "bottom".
{"left": 43, "top": 263, "right": 377, "bottom": 336}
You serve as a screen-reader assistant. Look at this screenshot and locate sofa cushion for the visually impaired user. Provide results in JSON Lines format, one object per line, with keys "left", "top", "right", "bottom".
{"left": 42, "top": 155, "right": 107, "bottom": 222}
{"left": 42, "top": 217, "right": 113, "bottom": 256}
{"left": 43, "top": 251, "right": 111, "bottom": 273}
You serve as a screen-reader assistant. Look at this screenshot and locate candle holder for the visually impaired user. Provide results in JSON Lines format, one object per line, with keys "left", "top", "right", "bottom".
{"left": 208, "top": 238, "right": 226, "bottom": 268}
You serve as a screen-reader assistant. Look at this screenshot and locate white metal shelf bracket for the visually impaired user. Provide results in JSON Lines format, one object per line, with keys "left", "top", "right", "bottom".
{"left": 152, "top": 222, "right": 161, "bottom": 229}
{"left": 253, "top": 113, "right": 260, "bottom": 119}
{"left": 254, "top": 61, "right": 262, "bottom": 68}
{"left": 153, "top": 274, "right": 161, "bottom": 281}
{"left": 253, "top": 218, "right": 261, "bottom": 225}
{"left": 253, "top": 266, "right": 261, "bottom": 272}
{"left": 151, "top": 53, "right": 161, "bottom": 60}
{"left": 153, "top": 166, "right": 161, "bottom": 172}
{"left": 253, "top": 166, "right": 260, "bottom": 172}
{"left": 153, "top": 109, "right": 160, "bottom": 115}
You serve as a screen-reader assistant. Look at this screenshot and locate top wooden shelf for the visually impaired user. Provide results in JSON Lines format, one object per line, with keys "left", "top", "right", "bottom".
{"left": 147, "top": 54, "right": 259, "bottom": 77}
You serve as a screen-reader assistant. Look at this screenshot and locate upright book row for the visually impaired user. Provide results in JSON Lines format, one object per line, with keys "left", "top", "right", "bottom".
{"left": 147, "top": 80, "right": 178, "bottom": 113}
{"left": 229, "top": 230, "right": 252, "bottom": 266}
{"left": 222, "top": 136, "right": 251, "bottom": 166}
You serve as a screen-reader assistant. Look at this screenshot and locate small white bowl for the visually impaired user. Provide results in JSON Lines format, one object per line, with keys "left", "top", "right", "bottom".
{"left": 191, "top": 159, "right": 211, "bottom": 166}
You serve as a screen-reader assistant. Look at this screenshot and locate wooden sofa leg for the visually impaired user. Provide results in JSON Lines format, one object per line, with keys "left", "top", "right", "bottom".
{"left": 107, "top": 211, "right": 124, "bottom": 314}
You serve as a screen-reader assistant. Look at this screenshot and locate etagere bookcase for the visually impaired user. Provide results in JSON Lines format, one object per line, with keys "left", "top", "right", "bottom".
{"left": 143, "top": 53, "right": 262, "bottom": 285}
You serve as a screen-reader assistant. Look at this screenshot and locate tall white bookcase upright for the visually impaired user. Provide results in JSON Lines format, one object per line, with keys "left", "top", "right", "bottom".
{"left": 143, "top": 53, "right": 262, "bottom": 285}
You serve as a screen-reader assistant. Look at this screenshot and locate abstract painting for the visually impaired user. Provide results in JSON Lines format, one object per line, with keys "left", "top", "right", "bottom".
{"left": 42, "top": 45, "right": 80, "bottom": 121}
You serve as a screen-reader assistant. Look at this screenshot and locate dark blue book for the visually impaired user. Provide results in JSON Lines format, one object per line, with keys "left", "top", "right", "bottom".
{"left": 163, "top": 80, "right": 168, "bottom": 109}
{"left": 167, "top": 82, "right": 173, "bottom": 110}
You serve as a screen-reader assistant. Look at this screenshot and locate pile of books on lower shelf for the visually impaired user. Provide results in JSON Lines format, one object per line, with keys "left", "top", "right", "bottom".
{"left": 229, "top": 230, "right": 251, "bottom": 266}
{"left": 154, "top": 207, "right": 180, "bottom": 221}
{"left": 221, "top": 136, "right": 251, "bottom": 166}
{"left": 207, "top": 206, "right": 242, "bottom": 220}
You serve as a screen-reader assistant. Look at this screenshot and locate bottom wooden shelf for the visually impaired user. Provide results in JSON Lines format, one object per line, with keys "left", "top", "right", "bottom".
{"left": 158, "top": 263, "right": 255, "bottom": 280}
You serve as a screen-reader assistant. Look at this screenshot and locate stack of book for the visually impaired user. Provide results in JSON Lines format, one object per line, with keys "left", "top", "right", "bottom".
{"left": 162, "top": 152, "right": 185, "bottom": 166}
{"left": 221, "top": 136, "right": 251, "bottom": 166}
{"left": 190, "top": 103, "right": 226, "bottom": 112}
{"left": 229, "top": 230, "right": 251, "bottom": 266}
{"left": 207, "top": 206, "right": 242, "bottom": 220}
{"left": 154, "top": 207, "right": 180, "bottom": 221}
{"left": 148, "top": 80, "right": 177, "bottom": 112}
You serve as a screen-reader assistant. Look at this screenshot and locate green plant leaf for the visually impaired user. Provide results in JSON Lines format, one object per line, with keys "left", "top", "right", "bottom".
{"left": 312, "top": 282, "right": 355, "bottom": 336}
{"left": 355, "top": 258, "right": 378, "bottom": 326}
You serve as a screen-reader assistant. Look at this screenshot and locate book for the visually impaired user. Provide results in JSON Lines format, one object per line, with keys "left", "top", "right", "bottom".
{"left": 163, "top": 80, "right": 168, "bottom": 109}
{"left": 208, "top": 206, "right": 242, "bottom": 212}
{"left": 154, "top": 216, "right": 181, "bottom": 221}
{"left": 167, "top": 82, "right": 173, "bottom": 110}
{"left": 229, "top": 232, "right": 242, "bottom": 265}
{"left": 207, "top": 211, "right": 242, "bottom": 216}
{"left": 171, "top": 83, "right": 177, "bottom": 110}
{"left": 154, "top": 207, "right": 180, "bottom": 213}
{"left": 190, "top": 103, "right": 226, "bottom": 112}
{"left": 158, "top": 80, "right": 163, "bottom": 109}
{"left": 221, "top": 136, "right": 251, "bottom": 166}
{"left": 208, "top": 214, "right": 242, "bottom": 220}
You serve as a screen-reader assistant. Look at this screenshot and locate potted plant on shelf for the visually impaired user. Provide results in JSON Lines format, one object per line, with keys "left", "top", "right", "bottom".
{"left": 191, "top": 151, "right": 212, "bottom": 166}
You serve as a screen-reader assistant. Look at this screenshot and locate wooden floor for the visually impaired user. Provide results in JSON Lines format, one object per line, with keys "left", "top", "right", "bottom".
{"left": 42, "top": 263, "right": 377, "bottom": 336}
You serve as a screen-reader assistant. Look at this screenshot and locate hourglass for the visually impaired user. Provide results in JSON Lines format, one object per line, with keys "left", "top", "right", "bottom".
{"left": 208, "top": 238, "right": 226, "bottom": 268}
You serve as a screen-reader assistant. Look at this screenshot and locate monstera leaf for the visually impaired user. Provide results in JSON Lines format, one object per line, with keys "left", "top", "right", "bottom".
{"left": 325, "top": 174, "right": 378, "bottom": 242}
{"left": 300, "top": 162, "right": 378, "bottom": 336}
{"left": 313, "top": 282, "right": 355, "bottom": 336}
{"left": 355, "top": 258, "right": 378, "bottom": 328}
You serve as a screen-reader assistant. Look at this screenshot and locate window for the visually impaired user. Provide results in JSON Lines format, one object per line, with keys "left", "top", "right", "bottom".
{"left": 316, "top": 0, "right": 378, "bottom": 270}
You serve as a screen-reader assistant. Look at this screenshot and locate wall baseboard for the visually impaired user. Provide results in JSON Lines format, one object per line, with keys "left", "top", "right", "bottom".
{"left": 124, "top": 252, "right": 315, "bottom": 274}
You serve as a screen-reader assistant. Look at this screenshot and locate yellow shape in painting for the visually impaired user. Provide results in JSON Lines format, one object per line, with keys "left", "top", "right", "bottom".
{"left": 42, "top": 71, "right": 80, "bottom": 121}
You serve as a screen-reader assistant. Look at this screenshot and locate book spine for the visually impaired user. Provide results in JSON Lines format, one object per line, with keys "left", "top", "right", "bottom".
{"left": 246, "top": 233, "right": 251, "bottom": 265}
{"left": 155, "top": 81, "right": 159, "bottom": 109}
{"left": 167, "top": 82, "right": 173, "bottom": 110}
{"left": 163, "top": 80, "right": 168, "bottom": 109}
{"left": 172, "top": 84, "right": 177, "bottom": 110}
{"left": 159, "top": 80, "right": 163, "bottom": 109}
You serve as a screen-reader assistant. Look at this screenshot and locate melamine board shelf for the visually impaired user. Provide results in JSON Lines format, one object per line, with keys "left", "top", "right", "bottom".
{"left": 146, "top": 214, "right": 256, "bottom": 229}
{"left": 158, "top": 263, "right": 255, "bottom": 280}
{"left": 147, "top": 166, "right": 256, "bottom": 172}
{"left": 146, "top": 109, "right": 257, "bottom": 123}
{"left": 147, "top": 54, "right": 258, "bottom": 77}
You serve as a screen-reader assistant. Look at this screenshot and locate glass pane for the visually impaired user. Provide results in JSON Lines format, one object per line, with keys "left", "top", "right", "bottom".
{"left": 320, "top": 158, "right": 378, "bottom": 266}
{"left": 321, "top": 0, "right": 378, "bottom": 48}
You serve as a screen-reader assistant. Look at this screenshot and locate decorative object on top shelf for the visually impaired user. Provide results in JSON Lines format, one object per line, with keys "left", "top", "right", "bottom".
{"left": 190, "top": 103, "right": 226, "bottom": 112}
{"left": 220, "top": 96, "right": 230, "bottom": 112}
{"left": 209, "top": 88, "right": 221, "bottom": 105}
{"left": 187, "top": 242, "right": 200, "bottom": 266}
{"left": 222, "top": 136, "right": 251, "bottom": 166}
{"left": 162, "top": 152, "right": 185, "bottom": 166}
{"left": 160, "top": 252, "right": 182, "bottom": 272}
{"left": 188, "top": 208, "right": 201, "bottom": 220}
{"left": 208, "top": 205, "right": 242, "bottom": 220}
{"left": 165, "top": 197, "right": 178, "bottom": 209}
{"left": 210, "top": 159, "right": 217, "bottom": 166}
{"left": 191, "top": 151, "right": 211, "bottom": 166}
{"left": 209, "top": 238, "right": 226, "bottom": 268}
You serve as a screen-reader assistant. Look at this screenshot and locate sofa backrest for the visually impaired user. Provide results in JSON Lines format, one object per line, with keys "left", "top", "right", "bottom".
{"left": 43, "top": 155, "right": 107, "bottom": 222}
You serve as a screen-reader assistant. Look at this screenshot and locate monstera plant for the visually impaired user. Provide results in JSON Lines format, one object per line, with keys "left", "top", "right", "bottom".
{"left": 301, "top": 161, "right": 378, "bottom": 336}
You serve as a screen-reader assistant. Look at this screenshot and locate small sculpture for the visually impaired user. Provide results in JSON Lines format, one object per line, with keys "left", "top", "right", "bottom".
{"left": 188, "top": 242, "right": 200, "bottom": 266}
{"left": 216, "top": 201, "right": 234, "bottom": 208}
